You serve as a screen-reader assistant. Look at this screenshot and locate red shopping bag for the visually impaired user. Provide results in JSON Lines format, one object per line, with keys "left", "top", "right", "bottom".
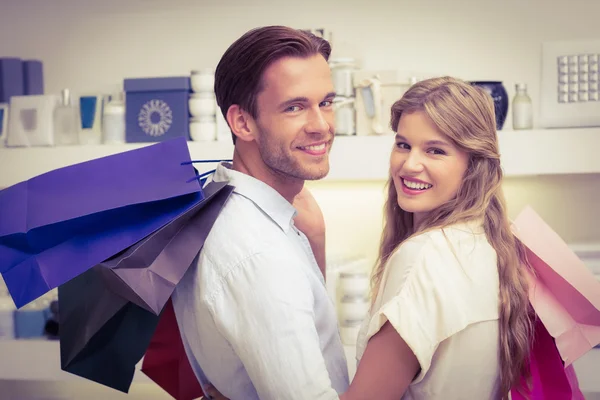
{"left": 142, "top": 298, "right": 204, "bottom": 400}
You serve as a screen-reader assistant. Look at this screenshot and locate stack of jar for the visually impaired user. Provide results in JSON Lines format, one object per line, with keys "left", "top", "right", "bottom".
{"left": 329, "top": 58, "right": 358, "bottom": 136}
{"left": 338, "top": 270, "right": 370, "bottom": 345}
{"left": 189, "top": 69, "right": 216, "bottom": 142}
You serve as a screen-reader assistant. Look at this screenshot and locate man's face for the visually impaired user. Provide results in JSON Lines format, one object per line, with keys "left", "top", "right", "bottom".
{"left": 253, "top": 54, "right": 336, "bottom": 181}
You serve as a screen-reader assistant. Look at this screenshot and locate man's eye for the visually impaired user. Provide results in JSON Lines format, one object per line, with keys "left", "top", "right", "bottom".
{"left": 396, "top": 142, "right": 410, "bottom": 149}
{"left": 285, "top": 105, "right": 301, "bottom": 112}
{"left": 320, "top": 100, "right": 333, "bottom": 107}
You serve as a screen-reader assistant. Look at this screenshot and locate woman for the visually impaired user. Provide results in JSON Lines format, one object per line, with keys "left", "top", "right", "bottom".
{"left": 207, "top": 76, "right": 534, "bottom": 399}
{"left": 340, "top": 76, "right": 533, "bottom": 400}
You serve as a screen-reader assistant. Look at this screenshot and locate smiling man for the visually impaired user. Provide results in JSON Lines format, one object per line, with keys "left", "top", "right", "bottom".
{"left": 172, "top": 26, "right": 349, "bottom": 400}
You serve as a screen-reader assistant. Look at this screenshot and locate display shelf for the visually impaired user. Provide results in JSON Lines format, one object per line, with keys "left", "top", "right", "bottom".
{"left": 0, "top": 128, "right": 599, "bottom": 188}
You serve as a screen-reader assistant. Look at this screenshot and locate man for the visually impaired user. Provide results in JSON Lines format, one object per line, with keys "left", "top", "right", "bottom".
{"left": 172, "top": 26, "right": 349, "bottom": 399}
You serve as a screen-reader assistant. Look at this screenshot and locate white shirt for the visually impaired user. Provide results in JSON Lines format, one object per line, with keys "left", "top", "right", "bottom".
{"left": 172, "top": 163, "right": 349, "bottom": 400}
{"left": 356, "top": 221, "right": 501, "bottom": 399}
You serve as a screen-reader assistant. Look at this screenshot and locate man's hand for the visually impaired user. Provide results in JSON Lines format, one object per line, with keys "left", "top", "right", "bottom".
{"left": 292, "top": 186, "right": 327, "bottom": 279}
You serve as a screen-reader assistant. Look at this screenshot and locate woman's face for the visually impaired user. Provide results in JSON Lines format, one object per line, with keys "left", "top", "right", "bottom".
{"left": 390, "top": 110, "right": 469, "bottom": 225}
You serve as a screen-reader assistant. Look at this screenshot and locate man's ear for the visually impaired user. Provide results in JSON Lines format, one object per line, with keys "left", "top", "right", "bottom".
{"left": 226, "top": 105, "right": 256, "bottom": 143}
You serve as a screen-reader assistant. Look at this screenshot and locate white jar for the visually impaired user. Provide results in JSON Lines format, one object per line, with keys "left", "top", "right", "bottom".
{"left": 339, "top": 271, "right": 369, "bottom": 298}
{"left": 190, "top": 116, "right": 216, "bottom": 142}
{"left": 189, "top": 92, "right": 216, "bottom": 118}
{"left": 330, "top": 58, "right": 358, "bottom": 97}
{"left": 191, "top": 69, "right": 215, "bottom": 93}
{"left": 339, "top": 295, "right": 369, "bottom": 321}
{"left": 340, "top": 319, "right": 362, "bottom": 346}
{"left": 333, "top": 97, "right": 355, "bottom": 136}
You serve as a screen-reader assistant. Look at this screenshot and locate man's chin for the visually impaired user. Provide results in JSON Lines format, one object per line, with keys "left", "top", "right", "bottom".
{"left": 303, "top": 171, "right": 329, "bottom": 181}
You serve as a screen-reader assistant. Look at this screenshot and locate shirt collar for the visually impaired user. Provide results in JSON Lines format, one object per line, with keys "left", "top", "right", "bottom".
{"left": 212, "top": 162, "right": 297, "bottom": 233}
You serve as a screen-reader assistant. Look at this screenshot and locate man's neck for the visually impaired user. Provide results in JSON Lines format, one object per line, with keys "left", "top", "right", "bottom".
{"left": 231, "top": 146, "right": 303, "bottom": 204}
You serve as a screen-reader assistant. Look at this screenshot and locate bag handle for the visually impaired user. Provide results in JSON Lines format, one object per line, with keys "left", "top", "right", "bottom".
{"left": 181, "top": 159, "right": 233, "bottom": 185}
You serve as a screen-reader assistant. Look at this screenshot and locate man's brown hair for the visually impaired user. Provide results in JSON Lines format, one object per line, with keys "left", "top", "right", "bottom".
{"left": 214, "top": 26, "right": 332, "bottom": 143}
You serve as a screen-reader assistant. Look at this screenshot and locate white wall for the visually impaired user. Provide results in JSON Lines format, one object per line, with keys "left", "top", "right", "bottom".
{"left": 1, "top": 0, "right": 599, "bottom": 266}
{"left": 308, "top": 175, "right": 600, "bottom": 265}
{"left": 3, "top": 0, "right": 600, "bottom": 123}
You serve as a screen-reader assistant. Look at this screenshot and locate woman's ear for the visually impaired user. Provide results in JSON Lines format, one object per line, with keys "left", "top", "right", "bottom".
{"left": 226, "top": 105, "right": 256, "bottom": 143}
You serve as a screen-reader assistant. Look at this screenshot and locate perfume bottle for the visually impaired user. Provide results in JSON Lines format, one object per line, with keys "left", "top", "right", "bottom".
{"left": 53, "top": 88, "right": 80, "bottom": 145}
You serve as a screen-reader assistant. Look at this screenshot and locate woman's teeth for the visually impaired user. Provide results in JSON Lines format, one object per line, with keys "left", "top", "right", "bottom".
{"left": 403, "top": 179, "right": 432, "bottom": 190}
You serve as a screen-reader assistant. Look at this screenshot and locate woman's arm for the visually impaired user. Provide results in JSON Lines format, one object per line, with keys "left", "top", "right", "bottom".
{"left": 292, "top": 186, "right": 327, "bottom": 279}
{"left": 340, "top": 321, "right": 420, "bottom": 400}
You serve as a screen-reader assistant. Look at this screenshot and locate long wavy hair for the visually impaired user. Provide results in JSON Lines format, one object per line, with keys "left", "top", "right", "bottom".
{"left": 371, "top": 76, "right": 533, "bottom": 398}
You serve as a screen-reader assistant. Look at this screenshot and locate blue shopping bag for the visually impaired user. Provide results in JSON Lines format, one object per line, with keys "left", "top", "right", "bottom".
{"left": 0, "top": 137, "right": 209, "bottom": 308}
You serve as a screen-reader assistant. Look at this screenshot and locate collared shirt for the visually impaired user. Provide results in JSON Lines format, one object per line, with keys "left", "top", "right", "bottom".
{"left": 172, "top": 163, "right": 349, "bottom": 400}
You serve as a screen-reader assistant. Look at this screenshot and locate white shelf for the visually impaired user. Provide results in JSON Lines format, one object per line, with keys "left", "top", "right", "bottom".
{"left": 327, "top": 128, "right": 600, "bottom": 181}
{"left": 0, "top": 128, "right": 599, "bottom": 188}
{"left": 0, "top": 339, "right": 152, "bottom": 383}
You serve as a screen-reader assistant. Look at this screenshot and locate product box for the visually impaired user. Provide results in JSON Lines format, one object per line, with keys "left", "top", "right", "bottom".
{"left": 124, "top": 76, "right": 191, "bottom": 142}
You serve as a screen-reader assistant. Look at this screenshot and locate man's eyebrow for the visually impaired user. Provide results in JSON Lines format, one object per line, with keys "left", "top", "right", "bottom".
{"left": 278, "top": 92, "right": 337, "bottom": 108}
{"left": 278, "top": 97, "right": 309, "bottom": 108}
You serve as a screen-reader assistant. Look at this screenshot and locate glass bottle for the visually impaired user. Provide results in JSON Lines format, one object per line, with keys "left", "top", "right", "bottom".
{"left": 512, "top": 83, "right": 533, "bottom": 130}
{"left": 53, "top": 88, "right": 80, "bottom": 145}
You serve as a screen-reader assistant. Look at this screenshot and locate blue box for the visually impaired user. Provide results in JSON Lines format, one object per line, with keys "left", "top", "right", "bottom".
{"left": 124, "top": 76, "right": 191, "bottom": 143}
{"left": 23, "top": 60, "right": 44, "bottom": 95}
{"left": 0, "top": 58, "right": 24, "bottom": 103}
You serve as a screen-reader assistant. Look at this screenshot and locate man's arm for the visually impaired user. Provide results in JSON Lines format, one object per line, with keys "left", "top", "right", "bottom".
{"left": 208, "top": 250, "right": 340, "bottom": 400}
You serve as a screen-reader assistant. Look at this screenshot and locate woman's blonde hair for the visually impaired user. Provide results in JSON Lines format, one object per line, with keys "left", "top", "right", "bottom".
{"left": 372, "top": 76, "right": 532, "bottom": 398}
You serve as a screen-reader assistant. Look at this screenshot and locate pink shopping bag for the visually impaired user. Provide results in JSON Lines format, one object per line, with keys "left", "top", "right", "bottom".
{"left": 511, "top": 317, "right": 584, "bottom": 399}
{"left": 512, "top": 206, "right": 600, "bottom": 366}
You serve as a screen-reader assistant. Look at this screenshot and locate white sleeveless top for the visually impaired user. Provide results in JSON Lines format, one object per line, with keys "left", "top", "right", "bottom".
{"left": 355, "top": 221, "right": 503, "bottom": 399}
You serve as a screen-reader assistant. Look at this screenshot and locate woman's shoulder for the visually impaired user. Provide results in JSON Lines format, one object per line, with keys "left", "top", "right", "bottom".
{"left": 394, "top": 219, "right": 484, "bottom": 256}
{"left": 386, "top": 219, "right": 496, "bottom": 287}
{"left": 398, "top": 217, "right": 487, "bottom": 252}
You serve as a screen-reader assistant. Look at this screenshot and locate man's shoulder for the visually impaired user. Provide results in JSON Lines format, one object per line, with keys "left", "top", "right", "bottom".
{"left": 202, "top": 192, "right": 290, "bottom": 271}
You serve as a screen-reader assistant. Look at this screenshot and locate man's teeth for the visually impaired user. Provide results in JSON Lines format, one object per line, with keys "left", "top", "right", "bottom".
{"left": 403, "top": 179, "right": 432, "bottom": 190}
{"left": 300, "top": 143, "right": 326, "bottom": 151}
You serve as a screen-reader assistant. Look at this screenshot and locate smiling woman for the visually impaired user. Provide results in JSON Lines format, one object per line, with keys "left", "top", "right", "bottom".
{"left": 340, "top": 76, "right": 534, "bottom": 400}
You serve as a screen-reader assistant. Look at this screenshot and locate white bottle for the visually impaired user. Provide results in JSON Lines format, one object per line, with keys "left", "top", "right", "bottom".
{"left": 102, "top": 92, "right": 126, "bottom": 144}
{"left": 53, "top": 88, "right": 81, "bottom": 145}
{"left": 512, "top": 83, "right": 533, "bottom": 130}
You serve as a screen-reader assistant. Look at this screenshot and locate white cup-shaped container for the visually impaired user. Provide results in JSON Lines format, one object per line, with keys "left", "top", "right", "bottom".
{"left": 190, "top": 116, "right": 216, "bottom": 142}
{"left": 339, "top": 271, "right": 369, "bottom": 298}
{"left": 339, "top": 295, "right": 369, "bottom": 321}
{"left": 189, "top": 92, "right": 216, "bottom": 118}
{"left": 191, "top": 69, "right": 215, "bottom": 93}
{"left": 340, "top": 319, "right": 362, "bottom": 346}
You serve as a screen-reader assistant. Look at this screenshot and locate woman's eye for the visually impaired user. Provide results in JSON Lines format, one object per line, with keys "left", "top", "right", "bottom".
{"left": 429, "top": 148, "right": 446, "bottom": 155}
